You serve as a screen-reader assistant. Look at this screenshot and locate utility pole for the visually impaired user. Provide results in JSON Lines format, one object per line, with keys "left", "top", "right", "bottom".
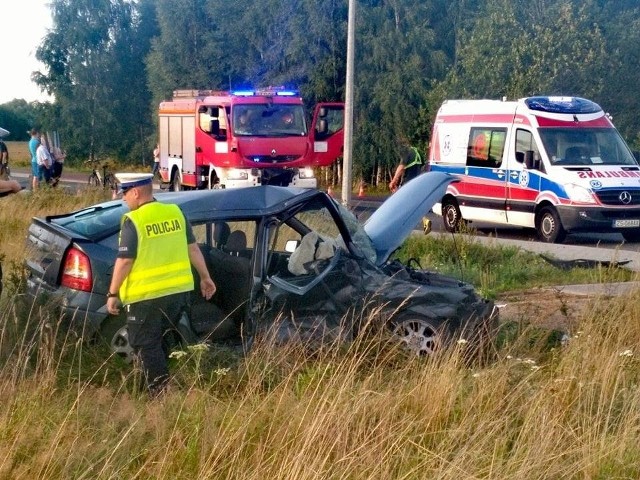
{"left": 341, "top": 0, "right": 356, "bottom": 206}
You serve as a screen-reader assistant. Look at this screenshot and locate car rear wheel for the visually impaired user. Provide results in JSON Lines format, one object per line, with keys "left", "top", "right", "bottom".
{"left": 442, "top": 198, "right": 462, "bottom": 233}
{"left": 392, "top": 316, "right": 443, "bottom": 356}
{"left": 100, "top": 316, "right": 135, "bottom": 363}
{"left": 535, "top": 206, "right": 566, "bottom": 243}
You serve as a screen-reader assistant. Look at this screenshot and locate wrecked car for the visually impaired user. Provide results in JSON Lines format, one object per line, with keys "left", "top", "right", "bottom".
{"left": 25, "top": 172, "right": 497, "bottom": 360}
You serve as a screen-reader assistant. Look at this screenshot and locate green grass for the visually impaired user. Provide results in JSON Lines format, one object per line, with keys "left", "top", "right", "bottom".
{"left": 1, "top": 188, "right": 640, "bottom": 478}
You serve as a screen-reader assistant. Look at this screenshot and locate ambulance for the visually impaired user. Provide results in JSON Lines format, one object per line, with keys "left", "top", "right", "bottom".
{"left": 428, "top": 96, "right": 640, "bottom": 243}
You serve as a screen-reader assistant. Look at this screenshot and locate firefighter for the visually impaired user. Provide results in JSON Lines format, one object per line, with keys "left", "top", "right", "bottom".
{"left": 106, "top": 173, "right": 216, "bottom": 395}
{"left": 389, "top": 138, "right": 424, "bottom": 193}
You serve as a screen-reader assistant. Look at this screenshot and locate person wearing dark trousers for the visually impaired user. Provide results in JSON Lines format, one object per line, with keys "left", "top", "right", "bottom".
{"left": 106, "top": 173, "right": 216, "bottom": 396}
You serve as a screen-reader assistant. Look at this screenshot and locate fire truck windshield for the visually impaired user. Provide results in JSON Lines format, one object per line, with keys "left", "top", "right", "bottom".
{"left": 233, "top": 105, "right": 307, "bottom": 137}
{"left": 539, "top": 128, "right": 638, "bottom": 167}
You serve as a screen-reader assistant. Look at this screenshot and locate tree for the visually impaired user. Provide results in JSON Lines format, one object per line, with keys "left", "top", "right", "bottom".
{"left": 34, "top": 0, "right": 156, "bottom": 163}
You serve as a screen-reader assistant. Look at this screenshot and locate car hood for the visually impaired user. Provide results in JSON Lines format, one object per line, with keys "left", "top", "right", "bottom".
{"left": 363, "top": 172, "right": 455, "bottom": 266}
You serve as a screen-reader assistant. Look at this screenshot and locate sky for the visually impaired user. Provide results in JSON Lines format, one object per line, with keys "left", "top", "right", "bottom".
{"left": 0, "top": 0, "right": 53, "bottom": 104}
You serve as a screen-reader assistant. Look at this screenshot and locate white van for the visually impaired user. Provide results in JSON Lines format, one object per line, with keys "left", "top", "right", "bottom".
{"left": 428, "top": 96, "right": 640, "bottom": 243}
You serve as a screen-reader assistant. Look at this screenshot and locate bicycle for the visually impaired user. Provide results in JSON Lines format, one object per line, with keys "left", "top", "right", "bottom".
{"left": 86, "top": 161, "right": 117, "bottom": 190}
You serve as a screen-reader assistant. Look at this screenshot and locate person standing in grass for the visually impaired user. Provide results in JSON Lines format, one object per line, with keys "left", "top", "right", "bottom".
{"left": 0, "top": 139, "right": 9, "bottom": 180}
{"left": 35, "top": 136, "right": 53, "bottom": 185}
{"left": 389, "top": 137, "right": 424, "bottom": 193}
{"left": 28, "top": 128, "right": 41, "bottom": 190}
{"left": 106, "top": 173, "right": 217, "bottom": 396}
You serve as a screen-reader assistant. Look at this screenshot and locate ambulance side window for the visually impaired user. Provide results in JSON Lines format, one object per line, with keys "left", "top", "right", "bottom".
{"left": 466, "top": 127, "right": 506, "bottom": 168}
{"left": 515, "top": 129, "right": 542, "bottom": 171}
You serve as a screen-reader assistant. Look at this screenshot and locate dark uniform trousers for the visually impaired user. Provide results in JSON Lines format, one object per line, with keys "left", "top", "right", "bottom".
{"left": 126, "top": 292, "right": 185, "bottom": 391}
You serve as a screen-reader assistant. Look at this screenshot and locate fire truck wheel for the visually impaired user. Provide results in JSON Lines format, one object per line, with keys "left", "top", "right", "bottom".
{"left": 170, "top": 171, "right": 182, "bottom": 191}
{"left": 535, "top": 206, "right": 566, "bottom": 243}
{"left": 442, "top": 198, "right": 462, "bottom": 233}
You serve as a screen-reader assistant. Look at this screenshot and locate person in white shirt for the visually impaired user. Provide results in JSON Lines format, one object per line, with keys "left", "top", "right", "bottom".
{"left": 36, "top": 141, "right": 53, "bottom": 186}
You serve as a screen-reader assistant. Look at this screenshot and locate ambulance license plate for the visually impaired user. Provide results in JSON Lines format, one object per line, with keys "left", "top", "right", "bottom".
{"left": 614, "top": 219, "right": 640, "bottom": 228}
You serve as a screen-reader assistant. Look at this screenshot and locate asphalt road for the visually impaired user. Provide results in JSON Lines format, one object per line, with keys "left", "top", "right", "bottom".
{"left": 9, "top": 168, "right": 640, "bottom": 272}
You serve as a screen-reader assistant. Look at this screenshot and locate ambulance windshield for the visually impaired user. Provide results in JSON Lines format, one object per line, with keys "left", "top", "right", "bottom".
{"left": 539, "top": 128, "right": 638, "bottom": 167}
{"left": 233, "top": 105, "right": 308, "bottom": 137}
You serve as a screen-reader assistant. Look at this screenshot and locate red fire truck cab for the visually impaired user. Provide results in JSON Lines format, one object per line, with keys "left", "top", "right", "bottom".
{"left": 158, "top": 88, "right": 344, "bottom": 190}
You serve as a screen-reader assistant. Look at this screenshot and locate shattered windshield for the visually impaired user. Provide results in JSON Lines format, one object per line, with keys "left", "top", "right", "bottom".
{"left": 233, "top": 104, "right": 307, "bottom": 137}
{"left": 540, "top": 128, "right": 638, "bottom": 166}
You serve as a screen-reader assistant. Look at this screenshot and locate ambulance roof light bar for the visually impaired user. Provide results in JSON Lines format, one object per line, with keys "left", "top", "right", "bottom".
{"left": 525, "top": 96, "right": 602, "bottom": 115}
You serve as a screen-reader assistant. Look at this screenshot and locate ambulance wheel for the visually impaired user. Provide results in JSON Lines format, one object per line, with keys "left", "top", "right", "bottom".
{"left": 536, "top": 206, "right": 566, "bottom": 243}
{"left": 442, "top": 199, "right": 462, "bottom": 232}
{"left": 170, "top": 171, "right": 182, "bottom": 191}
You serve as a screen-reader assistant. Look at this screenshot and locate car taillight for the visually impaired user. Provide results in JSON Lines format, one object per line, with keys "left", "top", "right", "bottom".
{"left": 60, "top": 247, "right": 93, "bottom": 292}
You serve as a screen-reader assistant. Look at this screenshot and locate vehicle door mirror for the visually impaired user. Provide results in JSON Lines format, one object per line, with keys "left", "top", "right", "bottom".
{"left": 210, "top": 119, "right": 220, "bottom": 136}
{"left": 634, "top": 151, "right": 640, "bottom": 163}
{"left": 524, "top": 150, "right": 538, "bottom": 170}
{"left": 285, "top": 239, "right": 299, "bottom": 253}
{"left": 317, "top": 119, "right": 328, "bottom": 135}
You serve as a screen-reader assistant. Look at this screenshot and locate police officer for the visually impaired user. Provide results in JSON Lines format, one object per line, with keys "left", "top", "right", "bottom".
{"left": 389, "top": 138, "right": 423, "bottom": 193}
{"left": 106, "top": 173, "right": 216, "bottom": 395}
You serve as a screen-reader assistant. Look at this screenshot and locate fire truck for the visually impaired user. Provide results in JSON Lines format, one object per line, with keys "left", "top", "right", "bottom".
{"left": 158, "top": 88, "right": 344, "bottom": 190}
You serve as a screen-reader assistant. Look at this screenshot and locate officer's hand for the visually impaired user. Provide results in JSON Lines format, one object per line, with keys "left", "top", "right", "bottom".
{"left": 107, "top": 296, "right": 121, "bottom": 315}
{"left": 201, "top": 277, "right": 216, "bottom": 300}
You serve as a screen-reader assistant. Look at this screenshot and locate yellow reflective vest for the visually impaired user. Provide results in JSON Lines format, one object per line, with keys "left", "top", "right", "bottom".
{"left": 118, "top": 202, "right": 194, "bottom": 304}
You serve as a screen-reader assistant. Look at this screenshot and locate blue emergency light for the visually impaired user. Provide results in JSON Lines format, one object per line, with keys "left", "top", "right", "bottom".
{"left": 525, "top": 96, "right": 602, "bottom": 115}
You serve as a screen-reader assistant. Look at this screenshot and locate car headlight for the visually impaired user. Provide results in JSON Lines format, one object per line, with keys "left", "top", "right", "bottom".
{"left": 564, "top": 183, "right": 596, "bottom": 204}
{"left": 298, "top": 167, "right": 314, "bottom": 179}
{"left": 227, "top": 169, "right": 249, "bottom": 181}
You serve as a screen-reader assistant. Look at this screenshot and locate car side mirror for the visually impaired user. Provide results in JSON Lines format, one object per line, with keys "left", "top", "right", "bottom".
{"left": 525, "top": 150, "right": 541, "bottom": 170}
{"left": 317, "top": 119, "right": 328, "bottom": 135}
{"left": 210, "top": 119, "right": 220, "bottom": 136}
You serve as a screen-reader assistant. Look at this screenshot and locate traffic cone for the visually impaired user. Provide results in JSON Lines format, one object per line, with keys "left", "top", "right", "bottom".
{"left": 327, "top": 185, "right": 334, "bottom": 197}
{"left": 358, "top": 181, "right": 365, "bottom": 197}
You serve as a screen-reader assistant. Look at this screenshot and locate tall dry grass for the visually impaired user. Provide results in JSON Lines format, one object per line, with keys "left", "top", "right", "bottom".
{"left": 0, "top": 188, "right": 639, "bottom": 478}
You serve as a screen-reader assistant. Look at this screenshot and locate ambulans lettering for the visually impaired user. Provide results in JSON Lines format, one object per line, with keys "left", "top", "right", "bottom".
{"left": 145, "top": 218, "right": 183, "bottom": 237}
{"left": 576, "top": 170, "right": 640, "bottom": 179}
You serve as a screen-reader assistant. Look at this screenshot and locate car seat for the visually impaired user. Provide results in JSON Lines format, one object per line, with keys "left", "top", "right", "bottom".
{"left": 208, "top": 229, "right": 251, "bottom": 323}
{"left": 225, "top": 230, "right": 247, "bottom": 255}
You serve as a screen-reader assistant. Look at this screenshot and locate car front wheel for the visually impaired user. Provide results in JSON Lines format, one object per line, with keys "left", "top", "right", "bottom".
{"left": 392, "top": 316, "right": 443, "bottom": 356}
{"left": 535, "top": 206, "right": 566, "bottom": 243}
